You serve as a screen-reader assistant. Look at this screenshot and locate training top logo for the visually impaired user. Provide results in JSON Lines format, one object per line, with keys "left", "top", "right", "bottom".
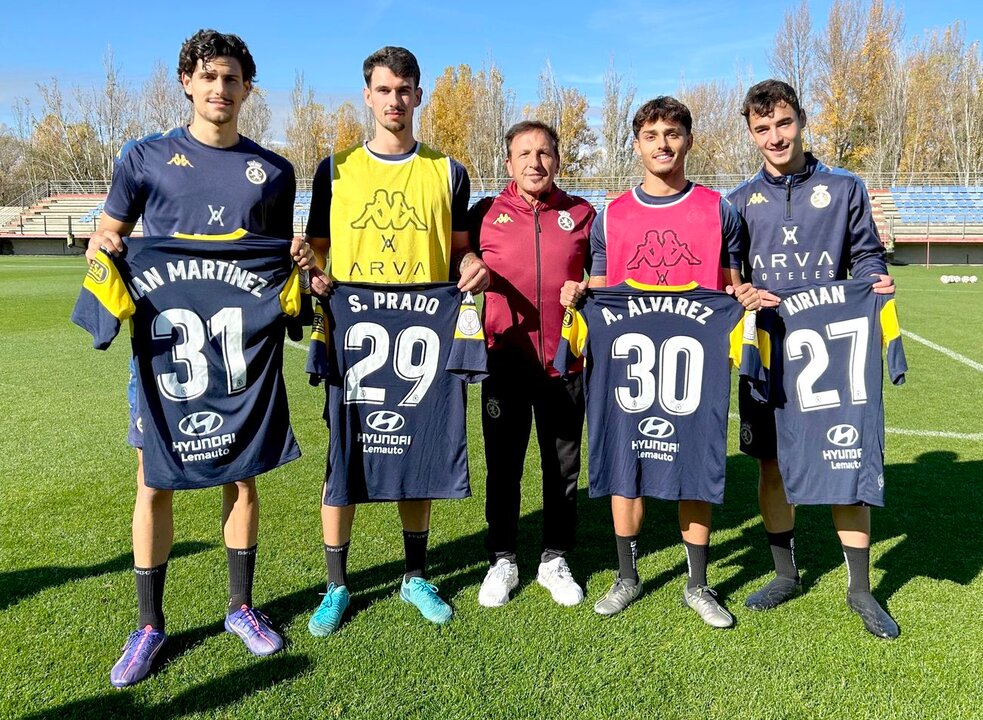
{"left": 811, "top": 184, "right": 831, "bottom": 209}
{"left": 493, "top": 213, "right": 513, "bottom": 225}
{"left": 627, "top": 228, "right": 701, "bottom": 284}
{"left": 351, "top": 189, "right": 427, "bottom": 231}
{"left": 826, "top": 424, "right": 859, "bottom": 447}
{"left": 366, "top": 410, "right": 406, "bottom": 432}
{"left": 245, "top": 160, "right": 267, "bottom": 185}
{"left": 638, "top": 416, "right": 676, "bottom": 439}
{"left": 167, "top": 153, "right": 193, "bottom": 168}
{"left": 178, "top": 411, "right": 224, "bottom": 437}
{"left": 557, "top": 210, "right": 575, "bottom": 231}
{"left": 747, "top": 192, "right": 768, "bottom": 206}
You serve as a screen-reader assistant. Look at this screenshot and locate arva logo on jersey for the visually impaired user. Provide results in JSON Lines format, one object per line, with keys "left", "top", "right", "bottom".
{"left": 179, "top": 411, "right": 225, "bottom": 437}
{"left": 366, "top": 410, "right": 406, "bottom": 433}
{"left": 637, "top": 416, "right": 675, "bottom": 439}
{"left": 826, "top": 424, "right": 859, "bottom": 447}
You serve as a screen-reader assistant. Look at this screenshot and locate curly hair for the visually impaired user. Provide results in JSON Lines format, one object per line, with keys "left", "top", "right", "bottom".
{"left": 177, "top": 29, "right": 256, "bottom": 87}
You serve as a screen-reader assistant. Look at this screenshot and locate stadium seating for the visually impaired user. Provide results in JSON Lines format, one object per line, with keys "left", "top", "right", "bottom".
{"left": 890, "top": 186, "right": 983, "bottom": 225}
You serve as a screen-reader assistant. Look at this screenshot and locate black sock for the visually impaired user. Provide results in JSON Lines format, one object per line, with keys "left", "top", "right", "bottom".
{"left": 683, "top": 542, "right": 709, "bottom": 589}
{"left": 766, "top": 530, "right": 799, "bottom": 580}
{"left": 615, "top": 534, "right": 640, "bottom": 584}
{"left": 842, "top": 545, "right": 871, "bottom": 593}
{"left": 226, "top": 545, "right": 257, "bottom": 612}
{"left": 403, "top": 530, "right": 429, "bottom": 581}
{"left": 135, "top": 563, "right": 167, "bottom": 631}
{"left": 324, "top": 542, "right": 350, "bottom": 587}
{"left": 541, "top": 549, "right": 564, "bottom": 564}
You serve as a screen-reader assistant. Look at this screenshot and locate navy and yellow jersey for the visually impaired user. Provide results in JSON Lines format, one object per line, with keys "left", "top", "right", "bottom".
{"left": 754, "top": 279, "right": 906, "bottom": 506}
{"left": 71, "top": 233, "right": 305, "bottom": 490}
{"left": 307, "top": 282, "right": 487, "bottom": 505}
{"left": 305, "top": 142, "right": 470, "bottom": 283}
{"left": 555, "top": 281, "right": 759, "bottom": 503}
{"left": 727, "top": 153, "right": 887, "bottom": 289}
{"left": 105, "top": 127, "right": 296, "bottom": 239}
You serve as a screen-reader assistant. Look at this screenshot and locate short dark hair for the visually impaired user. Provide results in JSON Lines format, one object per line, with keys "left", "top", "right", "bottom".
{"left": 363, "top": 46, "right": 421, "bottom": 87}
{"left": 632, "top": 96, "right": 692, "bottom": 137}
{"left": 505, "top": 120, "right": 560, "bottom": 158}
{"left": 741, "top": 79, "right": 802, "bottom": 123}
{"left": 177, "top": 29, "right": 256, "bottom": 90}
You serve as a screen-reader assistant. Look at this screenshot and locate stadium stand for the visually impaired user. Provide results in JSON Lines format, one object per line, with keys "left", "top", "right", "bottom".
{"left": 3, "top": 181, "right": 980, "bottom": 263}
{"left": 879, "top": 186, "right": 983, "bottom": 264}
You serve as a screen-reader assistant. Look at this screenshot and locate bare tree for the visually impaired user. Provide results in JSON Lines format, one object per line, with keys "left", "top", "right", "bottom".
{"left": 533, "top": 60, "right": 597, "bottom": 178}
{"left": 240, "top": 86, "right": 272, "bottom": 145}
{"left": 466, "top": 61, "right": 515, "bottom": 188}
{"left": 770, "top": 0, "right": 814, "bottom": 145}
{"left": 283, "top": 72, "right": 330, "bottom": 179}
{"left": 598, "top": 59, "right": 637, "bottom": 184}
{"left": 141, "top": 60, "right": 188, "bottom": 134}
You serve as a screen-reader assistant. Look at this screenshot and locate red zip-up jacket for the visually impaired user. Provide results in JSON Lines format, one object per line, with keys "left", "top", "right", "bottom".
{"left": 469, "top": 181, "right": 595, "bottom": 376}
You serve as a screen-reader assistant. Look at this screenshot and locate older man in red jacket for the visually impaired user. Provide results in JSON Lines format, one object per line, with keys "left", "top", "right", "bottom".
{"left": 469, "top": 120, "right": 596, "bottom": 608}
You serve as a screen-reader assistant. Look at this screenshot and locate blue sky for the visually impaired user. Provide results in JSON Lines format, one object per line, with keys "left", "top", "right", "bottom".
{"left": 3, "top": 0, "right": 980, "bottom": 141}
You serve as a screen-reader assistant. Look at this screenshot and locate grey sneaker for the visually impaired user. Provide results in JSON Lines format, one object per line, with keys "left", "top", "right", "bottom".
{"left": 593, "top": 577, "right": 642, "bottom": 616}
{"left": 683, "top": 585, "right": 735, "bottom": 628}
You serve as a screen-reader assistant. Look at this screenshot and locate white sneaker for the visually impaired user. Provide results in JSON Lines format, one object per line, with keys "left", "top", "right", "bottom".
{"left": 478, "top": 558, "right": 519, "bottom": 607}
{"left": 537, "top": 557, "right": 584, "bottom": 607}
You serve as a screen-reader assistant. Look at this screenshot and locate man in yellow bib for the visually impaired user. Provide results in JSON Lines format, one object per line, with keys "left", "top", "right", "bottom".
{"left": 305, "top": 46, "right": 489, "bottom": 634}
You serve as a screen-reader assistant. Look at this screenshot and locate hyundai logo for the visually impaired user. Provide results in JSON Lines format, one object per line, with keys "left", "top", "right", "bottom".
{"left": 826, "top": 424, "right": 859, "bottom": 447}
{"left": 178, "top": 411, "right": 224, "bottom": 437}
{"left": 366, "top": 410, "right": 406, "bottom": 432}
{"left": 637, "top": 416, "right": 675, "bottom": 439}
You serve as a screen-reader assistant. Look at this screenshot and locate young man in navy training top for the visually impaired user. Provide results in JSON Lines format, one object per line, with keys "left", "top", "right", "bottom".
{"left": 85, "top": 29, "right": 312, "bottom": 686}
{"left": 727, "top": 79, "right": 899, "bottom": 639}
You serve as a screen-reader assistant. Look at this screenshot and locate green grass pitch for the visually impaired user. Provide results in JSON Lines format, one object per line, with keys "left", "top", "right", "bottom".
{"left": 0, "top": 258, "right": 980, "bottom": 719}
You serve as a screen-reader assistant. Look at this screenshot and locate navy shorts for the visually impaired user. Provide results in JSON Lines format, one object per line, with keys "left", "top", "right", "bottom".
{"left": 738, "top": 376, "right": 776, "bottom": 460}
{"left": 127, "top": 356, "right": 144, "bottom": 449}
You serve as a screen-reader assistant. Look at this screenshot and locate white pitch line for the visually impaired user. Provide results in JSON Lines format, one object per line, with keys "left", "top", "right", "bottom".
{"left": 285, "top": 338, "right": 307, "bottom": 351}
{"left": 726, "top": 413, "right": 979, "bottom": 440}
{"left": 884, "top": 427, "right": 983, "bottom": 441}
{"left": 901, "top": 329, "right": 983, "bottom": 372}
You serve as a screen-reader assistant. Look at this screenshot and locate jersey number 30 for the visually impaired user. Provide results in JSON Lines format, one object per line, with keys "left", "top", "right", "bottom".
{"left": 612, "top": 333, "right": 704, "bottom": 415}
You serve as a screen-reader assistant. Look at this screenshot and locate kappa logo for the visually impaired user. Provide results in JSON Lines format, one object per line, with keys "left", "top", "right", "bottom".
{"left": 747, "top": 192, "right": 768, "bottom": 206}
{"left": 178, "top": 411, "right": 224, "bottom": 437}
{"left": 627, "top": 229, "right": 701, "bottom": 278}
{"left": 637, "top": 416, "right": 675, "bottom": 439}
{"left": 826, "top": 424, "right": 860, "bottom": 447}
{"left": 493, "top": 213, "right": 514, "bottom": 224}
{"left": 366, "top": 410, "right": 405, "bottom": 432}
{"left": 351, "top": 189, "right": 427, "bottom": 231}
{"left": 167, "top": 153, "right": 193, "bottom": 168}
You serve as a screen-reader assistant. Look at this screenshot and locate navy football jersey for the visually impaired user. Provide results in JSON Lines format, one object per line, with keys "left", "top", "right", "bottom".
{"left": 308, "top": 283, "right": 488, "bottom": 505}
{"left": 555, "top": 282, "right": 759, "bottom": 503}
{"left": 105, "top": 127, "right": 296, "bottom": 239}
{"left": 756, "top": 279, "right": 906, "bottom": 506}
{"left": 71, "top": 233, "right": 306, "bottom": 490}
